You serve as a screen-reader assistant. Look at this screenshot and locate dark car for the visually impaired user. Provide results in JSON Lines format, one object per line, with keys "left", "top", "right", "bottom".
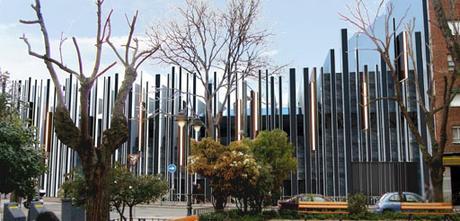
{"left": 374, "top": 192, "right": 425, "bottom": 213}
{"left": 278, "top": 194, "right": 328, "bottom": 210}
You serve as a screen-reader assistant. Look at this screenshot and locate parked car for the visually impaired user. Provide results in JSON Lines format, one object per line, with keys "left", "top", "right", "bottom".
{"left": 374, "top": 192, "right": 424, "bottom": 213}
{"left": 278, "top": 194, "right": 328, "bottom": 210}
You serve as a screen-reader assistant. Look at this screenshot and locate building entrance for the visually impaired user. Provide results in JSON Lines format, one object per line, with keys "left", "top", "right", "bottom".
{"left": 451, "top": 166, "right": 460, "bottom": 205}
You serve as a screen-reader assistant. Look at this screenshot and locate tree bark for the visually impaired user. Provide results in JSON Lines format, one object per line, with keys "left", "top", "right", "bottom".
{"left": 84, "top": 164, "right": 110, "bottom": 221}
{"left": 205, "top": 96, "right": 215, "bottom": 138}
{"left": 80, "top": 145, "right": 112, "bottom": 221}
{"left": 54, "top": 87, "right": 128, "bottom": 221}
{"left": 429, "top": 155, "right": 445, "bottom": 202}
{"left": 212, "top": 192, "right": 226, "bottom": 211}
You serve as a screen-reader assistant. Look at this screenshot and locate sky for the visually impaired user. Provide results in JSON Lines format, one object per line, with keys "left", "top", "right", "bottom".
{"left": 0, "top": 0, "right": 380, "bottom": 80}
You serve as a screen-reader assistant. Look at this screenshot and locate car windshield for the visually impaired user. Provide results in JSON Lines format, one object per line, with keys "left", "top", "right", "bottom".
{"left": 388, "top": 193, "right": 401, "bottom": 202}
{"left": 404, "top": 193, "right": 422, "bottom": 202}
{"left": 378, "top": 193, "right": 390, "bottom": 203}
{"left": 313, "top": 196, "right": 326, "bottom": 202}
{"left": 299, "top": 195, "right": 326, "bottom": 202}
{"left": 286, "top": 195, "right": 300, "bottom": 202}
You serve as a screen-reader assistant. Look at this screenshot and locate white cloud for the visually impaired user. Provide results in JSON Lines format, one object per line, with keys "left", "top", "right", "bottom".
{"left": 0, "top": 23, "right": 18, "bottom": 31}
{"left": 261, "top": 49, "right": 278, "bottom": 57}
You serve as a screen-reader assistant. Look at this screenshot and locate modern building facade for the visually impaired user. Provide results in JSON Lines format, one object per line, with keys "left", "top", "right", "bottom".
{"left": 9, "top": 0, "right": 459, "bottom": 204}
{"left": 11, "top": 30, "right": 427, "bottom": 199}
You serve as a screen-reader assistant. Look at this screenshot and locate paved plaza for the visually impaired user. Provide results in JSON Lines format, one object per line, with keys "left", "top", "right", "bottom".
{"left": 0, "top": 198, "right": 213, "bottom": 220}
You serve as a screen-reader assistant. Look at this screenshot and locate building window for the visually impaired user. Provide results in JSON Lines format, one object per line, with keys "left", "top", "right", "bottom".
{"left": 453, "top": 126, "right": 460, "bottom": 144}
{"left": 448, "top": 54, "right": 455, "bottom": 71}
{"left": 451, "top": 94, "right": 460, "bottom": 107}
{"left": 448, "top": 21, "right": 460, "bottom": 35}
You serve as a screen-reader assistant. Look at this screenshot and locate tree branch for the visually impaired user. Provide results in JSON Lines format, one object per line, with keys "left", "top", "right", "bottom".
{"left": 20, "top": 35, "right": 80, "bottom": 78}
{"left": 19, "top": 0, "right": 66, "bottom": 107}
{"left": 72, "top": 37, "right": 84, "bottom": 76}
{"left": 125, "top": 11, "right": 138, "bottom": 65}
{"left": 90, "top": 0, "right": 105, "bottom": 79}
{"left": 95, "top": 62, "right": 117, "bottom": 79}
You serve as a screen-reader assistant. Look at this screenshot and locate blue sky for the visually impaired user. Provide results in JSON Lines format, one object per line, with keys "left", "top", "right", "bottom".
{"left": 0, "top": 0, "right": 380, "bottom": 80}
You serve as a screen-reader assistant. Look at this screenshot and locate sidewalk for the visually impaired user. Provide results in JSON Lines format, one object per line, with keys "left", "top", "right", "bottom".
{"left": 1, "top": 198, "right": 196, "bottom": 220}
{"left": 42, "top": 197, "right": 214, "bottom": 208}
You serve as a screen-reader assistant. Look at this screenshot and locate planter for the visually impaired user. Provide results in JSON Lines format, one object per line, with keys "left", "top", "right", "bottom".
{"left": 3, "top": 202, "right": 26, "bottom": 221}
{"left": 61, "top": 198, "right": 85, "bottom": 221}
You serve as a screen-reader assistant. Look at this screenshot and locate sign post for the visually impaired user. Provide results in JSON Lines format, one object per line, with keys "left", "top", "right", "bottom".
{"left": 167, "top": 163, "right": 176, "bottom": 201}
{"left": 168, "top": 163, "right": 177, "bottom": 173}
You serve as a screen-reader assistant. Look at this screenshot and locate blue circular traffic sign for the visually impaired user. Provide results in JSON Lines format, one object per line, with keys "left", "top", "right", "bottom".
{"left": 167, "top": 164, "right": 176, "bottom": 173}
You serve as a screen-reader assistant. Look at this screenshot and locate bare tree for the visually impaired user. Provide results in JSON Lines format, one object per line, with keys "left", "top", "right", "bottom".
{"left": 148, "top": 0, "right": 271, "bottom": 137}
{"left": 340, "top": 0, "right": 459, "bottom": 202}
{"left": 20, "top": 0, "right": 156, "bottom": 220}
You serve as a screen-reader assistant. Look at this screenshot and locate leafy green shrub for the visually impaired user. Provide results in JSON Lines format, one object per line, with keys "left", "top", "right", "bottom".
{"left": 199, "top": 209, "right": 279, "bottom": 221}
{"left": 226, "top": 209, "right": 244, "bottom": 219}
{"left": 450, "top": 214, "right": 460, "bottom": 221}
{"left": 191, "top": 131, "right": 296, "bottom": 213}
{"left": 59, "top": 164, "right": 168, "bottom": 221}
{"left": 278, "top": 208, "right": 300, "bottom": 219}
{"left": 199, "top": 211, "right": 228, "bottom": 221}
{"left": 302, "top": 213, "right": 347, "bottom": 220}
{"left": 261, "top": 210, "right": 277, "bottom": 219}
{"left": 0, "top": 94, "right": 47, "bottom": 201}
{"left": 199, "top": 209, "right": 460, "bottom": 220}
{"left": 348, "top": 193, "right": 368, "bottom": 215}
{"left": 240, "top": 215, "right": 264, "bottom": 221}
{"left": 58, "top": 168, "right": 87, "bottom": 206}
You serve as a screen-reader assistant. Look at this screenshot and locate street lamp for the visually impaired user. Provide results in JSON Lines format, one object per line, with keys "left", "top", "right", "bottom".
{"left": 176, "top": 112, "right": 187, "bottom": 167}
{"left": 175, "top": 112, "right": 203, "bottom": 216}
{"left": 191, "top": 117, "right": 203, "bottom": 188}
{"left": 192, "top": 118, "right": 203, "bottom": 142}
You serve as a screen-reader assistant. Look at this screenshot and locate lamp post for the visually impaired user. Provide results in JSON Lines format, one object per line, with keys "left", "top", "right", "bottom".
{"left": 192, "top": 118, "right": 203, "bottom": 142}
{"left": 176, "top": 112, "right": 203, "bottom": 216}
{"left": 191, "top": 118, "right": 203, "bottom": 189}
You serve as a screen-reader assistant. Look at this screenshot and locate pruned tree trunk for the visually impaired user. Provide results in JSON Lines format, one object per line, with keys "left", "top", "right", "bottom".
{"left": 85, "top": 165, "right": 110, "bottom": 221}
{"left": 21, "top": 1, "right": 156, "bottom": 220}
{"left": 212, "top": 191, "right": 227, "bottom": 211}
{"left": 429, "top": 155, "right": 445, "bottom": 202}
{"left": 53, "top": 81, "right": 126, "bottom": 220}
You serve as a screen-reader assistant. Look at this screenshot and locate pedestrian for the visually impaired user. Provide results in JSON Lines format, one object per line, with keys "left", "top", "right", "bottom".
{"left": 424, "top": 183, "right": 433, "bottom": 202}
{"left": 36, "top": 211, "right": 60, "bottom": 221}
{"left": 196, "top": 183, "right": 203, "bottom": 204}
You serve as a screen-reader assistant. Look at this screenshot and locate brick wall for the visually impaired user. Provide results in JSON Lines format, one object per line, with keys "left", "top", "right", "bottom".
{"left": 428, "top": 0, "right": 460, "bottom": 153}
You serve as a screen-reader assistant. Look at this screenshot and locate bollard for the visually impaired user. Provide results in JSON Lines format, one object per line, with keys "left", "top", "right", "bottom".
{"left": 61, "top": 198, "right": 86, "bottom": 221}
{"left": 61, "top": 199, "right": 72, "bottom": 221}
{"left": 27, "top": 202, "right": 47, "bottom": 221}
{"left": 70, "top": 204, "right": 85, "bottom": 221}
{"left": 3, "top": 202, "right": 26, "bottom": 221}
